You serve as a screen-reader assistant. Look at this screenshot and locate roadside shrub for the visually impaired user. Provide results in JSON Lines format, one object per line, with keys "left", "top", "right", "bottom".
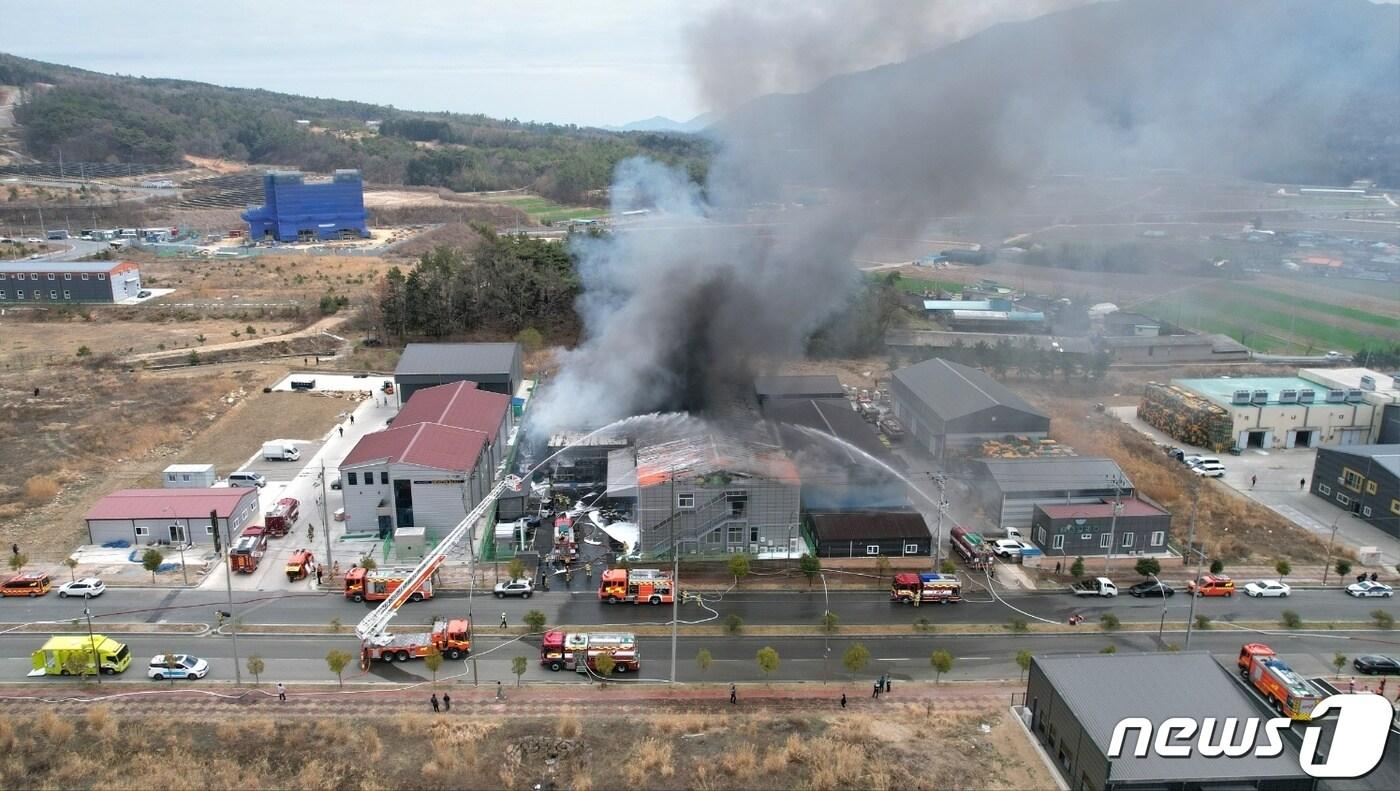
{"left": 1100, "top": 645, "right": 1117, "bottom": 654}
{"left": 724, "top": 614, "right": 743, "bottom": 635}
{"left": 1195, "top": 615, "right": 1212, "bottom": 630}
{"left": 23, "top": 475, "right": 60, "bottom": 504}
{"left": 1099, "top": 613, "right": 1121, "bottom": 631}
{"left": 1280, "top": 610, "right": 1302, "bottom": 629}
{"left": 1008, "top": 618, "right": 1029, "bottom": 633}
{"left": 1371, "top": 609, "right": 1394, "bottom": 629}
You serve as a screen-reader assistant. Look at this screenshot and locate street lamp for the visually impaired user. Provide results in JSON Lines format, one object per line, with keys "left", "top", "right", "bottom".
{"left": 1103, "top": 479, "right": 1124, "bottom": 576}
{"left": 1182, "top": 543, "right": 1208, "bottom": 649}
{"left": 83, "top": 606, "right": 99, "bottom": 685}
{"left": 1146, "top": 573, "right": 1169, "bottom": 639}
{"left": 1320, "top": 517, "right": 1341, "bottom": 586}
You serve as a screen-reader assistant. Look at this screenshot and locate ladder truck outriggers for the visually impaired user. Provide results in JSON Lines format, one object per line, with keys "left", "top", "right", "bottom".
{"left": 360, "top": 616, "right": 472, "bottom": 666}
{"left": 598, "top": 567, "right": 675, "bottom": 605}
{"left": 539, "top": 629, "right": 639, "bottom": 674}
{"left": 354, "top": 475, "right": 525, "bottom": 673}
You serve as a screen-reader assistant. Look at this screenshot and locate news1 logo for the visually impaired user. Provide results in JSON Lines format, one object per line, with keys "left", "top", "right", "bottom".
{"left": 1109, "top": 694, "right": 1393, "bottom": 779}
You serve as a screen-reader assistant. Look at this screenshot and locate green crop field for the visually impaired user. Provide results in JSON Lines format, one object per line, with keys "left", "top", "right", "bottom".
{"left": 487, "top": 194, "right": 601, "bottom": 224}
{"left": 881, "top": 273, "right": 967, "bottom": 296}
{"left": 1244, "top": 288, "right": 1399, "bottom": 331}
{"left": 1141, "top": 289, "right": 1393, "bottom": 354}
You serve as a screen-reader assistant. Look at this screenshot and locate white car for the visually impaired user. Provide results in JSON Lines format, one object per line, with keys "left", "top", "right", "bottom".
{"left": 991, "top": 539, "right": 1034, "bottom": 558}
{"left": 1243, "top": 579, "right": 1290, "bottom": 598}
{"left": 1192, "top": 461, "right": 1227, "bottom": 477}
{"left": 1347, "top": 581, "right": 1394, "bottom": 598}
{"left": 57, "top": 577, "right": 106, "bottom": 598}
{"left": 493, "top": 578, "right": 535, "bottom": 598}
{"left": 147, "top": 654, "right": 209, "bottom": 680}
{"left": 1325, "top": 351, "right": 1344, "bottom": 360}
{"left": 25, "top": 237, "right": 41, "bottom": 244}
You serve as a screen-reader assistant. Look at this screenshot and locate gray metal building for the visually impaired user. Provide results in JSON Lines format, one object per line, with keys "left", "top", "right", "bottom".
{"left": 0, "top": 261, "right": 141, "bottom": 304}
{"left": 890, "top": 358, "right": 1049, "bottom": 459}
{"left": 393, "top": 342, "right": 523, "bottom": 401}
{"left": 1310, "top": 444, "right": 1399, "bottom": 539}
{"left": 805, "top": 511, "right": 931, "bottom": 558}
{"left": 85, "top": 488, "right": 260, "bottom": 547}
{"left": 753, "top": 375, "right": 845, "bottom": 407}
{"left": 1031, "top": 498, "right": 1171, "bottom": 558}
{"left": 977, "top": 457, "right": 1134, "bottom": 530}
{"left": 1026, "top": 652, "right": 1315, "bottom": 791}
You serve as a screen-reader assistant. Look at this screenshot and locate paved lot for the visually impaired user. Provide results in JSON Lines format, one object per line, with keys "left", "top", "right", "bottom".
{"left": 270, "top": 371, "right": 391, "bottom": 393}
{"left": 1110, "top": 407, "right": 1400, "bottom": 566}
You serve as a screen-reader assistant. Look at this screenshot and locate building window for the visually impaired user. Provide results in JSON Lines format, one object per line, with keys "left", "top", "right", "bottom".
{"left": 1037, "top": 526, "right": 1046, "bottom": 543}
{"left": 749, "top": 525, "right": 759, "bottom": 543}
{"left": 703, "top": 528, "right": 722, "bottom": 545}
{"left": 0, "top": 273, "right": 5, "bottom": 280}
{"left": 677, "top": 493, "right": 694, "bottom": 509}
{"left": 166, "top": 474, "right": 176, "bottom": 483}
{"left": 63, "top": 273, "right": 71, "bottom": 280}
{"left": 47, "top": 273, "right": 54, "bottom": 280}
{"left": 29, "top": 273, "right": 37, "bottom": 280}
{"left": 49, "top": 290, "right": 56, "bottom": 299}
{"left": 134, "top": 526, "right": 149, "bottom": 537}
{"left": 904, "top": 543, "right": 919, "bottom": 555}
{"left": 1150, "top": 531, "right": 1165, "bottom": 547}
{"left": 347, "top": 472, "right": 358, "bottom": 486}
{"left": 380, "top": 471, "right": 388, "bottom": 485}
{"left": 15, "top": 290, "right": 22, "bottom": 299}
{"left": 81, "top": 273, "right": 89, "bottom": 280}
{"left": 1341, "top": 468, "right": 1364, "bottom": 492}
{"left": 1336, "top": 493, "right": 1350, "bottom": 507}
{"left": 182, "top": 474, "right": 190, "bottom": 482}
{"left": 865, "top": 545, "right": 880, "bottom": 556}
{"left": 0, "top": 291, "right": 5, "bottom": 300}
{"left": 205, "top": 525, "right": 215, "bottom": 535}
{"left": 1362, "top": 506, "right": 1371, "bottom": 518}
{"left": 1052, "top": 534, "right": 1064, "bottom": 550}
{"left": 1366, "top": 481, "right": 1377, "bottom": 495}
{"left": 1318, "top": 483, "right": 1331, "bottom": 496}
{"left": 1121, "top": 533, "right": 1134, "bottom": 548}
{"left": 1099, "top": 533, "right": 1111, "bottom": 548}
{"left": 1391, "top": 499, "right": 1400, "bottom": 516}
{"left": 727, "top": 523, "right": 744, "bottom": 545}
{"left": 97, "top": 273, "right": 106, "bottom": 281}
{"left": 62, "top": 291, "right": 70, "bottom": 299}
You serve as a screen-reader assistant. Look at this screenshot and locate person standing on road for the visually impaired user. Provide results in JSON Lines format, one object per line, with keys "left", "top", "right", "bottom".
{"left": 276, "top": 682, "right": 286, "bottom": 702}
{"left": 349, "top": 414, "right": 355, "bottom": 425}
{"left": 872, "top": 680, "right": 881, "bottom": 699}
{"left": 10, "top": 543, "right": 17, "bottom": 556}
{"left": 500, "top": 612, "right": 508, "bottom": 629}
{"left": 1250, "top": 475, "right": 1257, "bottom": 489}
{"left": 443, "top": 692, "right": 451, "bottom": 711}
{"left": 729, "top": 684, "right": 737, "bottom": 705}
{"left": 1300, "top": 478, "right": 1306, "bottom": 490}
{"left": 338, "top": 426, "right": 344, "bottom": 438}
{"left": 315, "top": 565, "right": 323, "bottom": 585}
{"left": 840, "top": 693, "right": 847, "bottom": 709}
{"left": 430, "top": 693, "right": 440, "bottom": 713}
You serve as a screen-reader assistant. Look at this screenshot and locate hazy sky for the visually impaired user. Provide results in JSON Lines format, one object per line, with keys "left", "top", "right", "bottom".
{"left": 0, "top": 0, "right": 723, "bottom": 127}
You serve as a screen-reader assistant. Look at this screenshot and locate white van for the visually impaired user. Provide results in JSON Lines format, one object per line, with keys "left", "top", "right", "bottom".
{"left": 261, "top": 441, "right": 300, "bottom": 462}
{"left": 226, "top": 472, "right": 266, "bottom": 488}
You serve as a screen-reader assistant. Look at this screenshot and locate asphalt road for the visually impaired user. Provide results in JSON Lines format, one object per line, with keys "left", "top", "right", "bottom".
{"left": 5, "top": 629, "right": 1397, "bottom": 687}
{"left": 7, "top": 583, "right": 1395, "bottom": 632}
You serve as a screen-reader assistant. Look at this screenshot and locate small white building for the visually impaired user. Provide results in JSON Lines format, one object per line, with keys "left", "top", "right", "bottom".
{"left": 162, "top": 464, "right": 216, "bottom": 489}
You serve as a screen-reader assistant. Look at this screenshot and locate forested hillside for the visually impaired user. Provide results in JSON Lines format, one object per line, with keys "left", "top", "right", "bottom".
{"left": 0, "top": 54, "right": 709, "bottom": 204}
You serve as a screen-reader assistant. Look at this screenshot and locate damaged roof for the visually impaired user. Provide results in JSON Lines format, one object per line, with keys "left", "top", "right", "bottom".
{"left": 634, "top": 434, "right": 797, "bottom": 487}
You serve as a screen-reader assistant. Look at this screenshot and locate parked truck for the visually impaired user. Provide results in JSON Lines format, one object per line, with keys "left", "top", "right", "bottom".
{"left": 29, "top": 635, "right": 132, "bottom": 676}
{"left": 1238, "top": 642, "right": 1324, "bottom": 720}
{"left": 345, "top": 566, "right": 435, "bottom": 603}
{"left": 598, "top": 568, "right": 675, "bottom": 605}
{"left": 539, "top": 630, "right": 639, "bottom": 674}
{"left": 950, "top": 525, "right": 994, "bottom": 570}
{"left": 1071, "top": 577, "right": 1119, "bottom": 597}
{"left": 229, "top": 527, "right": 268, "bottom": 573}
{"left": 262, "top": 440, "right": 301, "bottom": 461}
{"left": 890, "top": 572, "right": 962, "bottom": 605}
{"left": 360, "top": 617, "right": 470, "bottom": 666}
{"left": 264, "top": 497, "right": 299, "bottom": 537}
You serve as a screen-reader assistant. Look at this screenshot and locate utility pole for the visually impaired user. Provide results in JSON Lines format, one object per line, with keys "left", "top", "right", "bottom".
{"left": 459, "top": 479, "right": 479, "bottom": 686}
{"left": 319, "top": 459, "right": 333, "bottom": 574}
{"left": 1104, "top": 477, "right": 1123, "bottom": 575}
{"left": 669, "top": 467, "right": 677, "bottom": 685}
{"left": 931, "top": 473, "right": 948, "bottom": 570}
{"left": 1184, "top": 477, "right": 1200, "bottom": 566}
{"left": 1183, "top": 542, "right": 1207, "bottom": 649}
{"left": 216, "top": 508, "right": 242, "bottom": 685}
{"left": 1320, "top": 517, "right": 1340, "bottom": 585}
{"left": 83, "top": 606, "right": 99, "bottom": 685}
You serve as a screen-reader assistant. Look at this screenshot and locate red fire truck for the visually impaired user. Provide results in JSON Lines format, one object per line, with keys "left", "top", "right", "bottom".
{"left": 264, "top": 498, "right": 299, "bottom": 537}
{"left": 890, "top": 572, "right": 961, "bottom": 605}
{"left": 1238, "top": 642, "right": 1324, "bottom": 720}
{"left": 361, "top": 616, "right": 471, "bottom": 666}
{"left": 539, "top": 630, "right": 639, "bottom": 674}
{"left": 553, "top": 515, "right": 578, "bottom": 565}
{"left": 229, "top": 527, "right": 268, "bottom": 574}
{"left": 597, "top": 568, "right": 675, "bottom": 605}
{"left": 285, "top": 549, "right": 315, "bottom": 582}
{"left": 344, "top": 565, "right": 436, "bottom": 603}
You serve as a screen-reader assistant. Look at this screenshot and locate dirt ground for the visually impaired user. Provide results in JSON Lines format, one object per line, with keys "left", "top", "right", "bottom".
{"left": 141, "top": 253, "right": 395, "bottom": 304}
{"left": 0, "top": 691, "right": 1052, "bottom": 790}
{"left": 0, "top": 315, "right": 300, "bottom": 367}
{"left": 0, "top": 364, "right": 350, "bottom": 560}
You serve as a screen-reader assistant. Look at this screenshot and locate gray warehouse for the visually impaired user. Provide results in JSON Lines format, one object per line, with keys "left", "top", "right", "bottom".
{"left": 890, "top": 358, "right": 1049, "bottom": 459}
{"left": 0, "top": 261, "right": 141, "bottom": 304}
{"left": 393, "top": 342, "right": 523, "bottom": 401}
{"left": 1310, "top": 444, "right": 1399, "bottom": 539}
{"left": 977, "top": 457, "right": 1134, "bottom": 530}
{"left": 1026, "top": 652, "right": 1316, "bottom": 790}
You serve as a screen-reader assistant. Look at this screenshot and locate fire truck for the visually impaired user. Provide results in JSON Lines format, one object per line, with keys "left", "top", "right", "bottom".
{"left": 1237, "top": 642, "right": 1324, "bottom": 720}
{"left": 539, "top": 630, "right": 639, "bottom": 674}
{"left": 361, "top": 616, "right": 471, "bottom": 666}
{"left": 890, "top": 572, "right": 961, "bottom": 605}
{"left": 950, "top": 526, "right": 994, "bottom": 570}
{"left": 553, "top": 515, "right": 578, "bottom": 564}
{"left": 285, "top": 549, "right": 315, "bottom": 582}
{"left": 229, "top": 526, "right": 268, "bottom": 574}
{"left": 264, "top": 498, "right": 299, "bottom": 537}
{"left": 598, "top": 568, "right": 675, "bottom": 605}
{"left": 344, "top": 564, "right": 437, "bottom": 603}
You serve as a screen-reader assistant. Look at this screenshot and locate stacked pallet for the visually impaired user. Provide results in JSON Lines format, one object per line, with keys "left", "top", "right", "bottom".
{"left": 1137, "top": 383, "right": 1232, "bottom": 451}
{"left": 978, "top": 436, "right": 1077, "bottom": 459}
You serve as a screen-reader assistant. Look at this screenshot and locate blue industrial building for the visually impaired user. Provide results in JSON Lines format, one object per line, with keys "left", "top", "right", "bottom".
{"left": 242, "top": 170, "right": 369, "bottom": 242}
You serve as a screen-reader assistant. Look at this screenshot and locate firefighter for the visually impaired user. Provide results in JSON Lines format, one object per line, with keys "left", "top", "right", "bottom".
{"left": 500, "top": 612, "right": 508, "bottom": 629}
{"left": 585, "top": 562, "right": 593, "bottom": 582}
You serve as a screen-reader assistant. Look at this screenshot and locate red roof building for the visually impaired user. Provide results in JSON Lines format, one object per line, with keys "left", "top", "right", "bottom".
{"left": 85, "top": 487, "right": 261, "bottom": 547}
{"left": 341, "top": 422, "right": 487, "bottom": 472}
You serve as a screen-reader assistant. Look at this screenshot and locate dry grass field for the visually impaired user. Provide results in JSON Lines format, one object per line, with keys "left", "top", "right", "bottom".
{"left": 141, "top": 254, "right": 395, "bottom": 304}
{"left": 0, "top": 315, "right": 300, "bottom": 368}
{"left": 0, "top": 703, "right": 1050, "bottom": 790}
